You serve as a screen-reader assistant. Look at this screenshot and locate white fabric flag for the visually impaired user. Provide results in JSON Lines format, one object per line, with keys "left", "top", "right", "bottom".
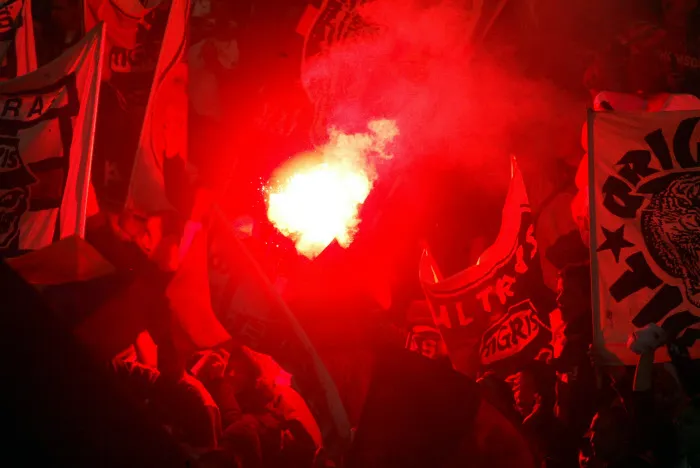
{"left": 0, "top": 24, "right": 104, "bottom": 256}
{"left": 589, "top": 109, "right": 700, "bottom": 364}
{"left": 126, "top": 0, "right": 189, "bottom": 214}
{"left": 0, "top": 0, "right": 37, "bottom": 76}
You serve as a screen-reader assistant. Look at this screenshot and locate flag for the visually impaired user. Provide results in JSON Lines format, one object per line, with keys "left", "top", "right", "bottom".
{"left": 83, "top": 0, "right": 166, "bottom": 93}
{"left": 588, "top": 108, "right": 700, "bottom": 364}
{"left": 0, "top": 24, "right": 104, "bottom": 257}
{"left": 85, "top": 0, "right": 172, "bottom": 207}
{"left": 126, "top": 0, "right": 189, "bottom": 215}
{"left": 573, "top": 92, "right": 700, "bottom": 247}
{"left": 0, "top": 0, "right": 37, "bottom": 77}
{"left": 165, "top": 225, "right": 232, "bottom": 352}
{"left": 419, "top": 157, "right": 555, "bottom": 378}
{"left": 207, "top": 207, "right": 352, "bottom": 454}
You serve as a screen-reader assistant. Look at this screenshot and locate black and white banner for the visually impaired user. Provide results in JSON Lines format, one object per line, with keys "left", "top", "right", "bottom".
{"left": 589, "top": 109, "right": 700, "bottom": 363}
{"left": 0, "top": 24, "right": 104, "bottom": 257}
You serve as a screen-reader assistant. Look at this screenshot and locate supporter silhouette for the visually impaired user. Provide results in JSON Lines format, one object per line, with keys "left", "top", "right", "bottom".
{"left": 197, "top": 345, "right": 318, "bottom": 468}
{"left": 553, "top": 263, "right": 597, "bottom": 437}
{"left": 517, "top": 361, "right": 578, "bottom": 467}
{"left": 110, "top": 359, "right": 221, "bottom": 452}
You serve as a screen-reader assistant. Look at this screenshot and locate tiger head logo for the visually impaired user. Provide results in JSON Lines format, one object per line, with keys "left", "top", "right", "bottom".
{"left": 639, "top": 171, "right": 700, "bottom": 307}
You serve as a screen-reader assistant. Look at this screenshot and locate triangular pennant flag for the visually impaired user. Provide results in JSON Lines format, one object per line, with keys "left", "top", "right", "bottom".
{"left": 419, "top": 157, "right": 555, "bottom": 377}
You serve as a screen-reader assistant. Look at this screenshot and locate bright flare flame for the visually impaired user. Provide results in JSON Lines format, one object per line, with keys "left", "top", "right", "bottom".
{"left": 266, "top": 119, "right": 399, "bottom": 258}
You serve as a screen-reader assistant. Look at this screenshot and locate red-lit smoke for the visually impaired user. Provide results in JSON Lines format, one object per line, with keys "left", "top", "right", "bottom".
{"left": 301, "top": 0, "right": 582, "bottom": 189}
{"left": 271, "top": 0, "right": 586, "bottom": 271}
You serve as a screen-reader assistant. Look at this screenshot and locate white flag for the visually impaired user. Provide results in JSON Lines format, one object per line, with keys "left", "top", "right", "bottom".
{"left": 0, "top": 24, "right": 104, "bottom": 256}
{"left": 126, "top": 0, "right": 189, "bottom": 214}
{"left": 589, "top": 109, "right": 700, "bottom": 363}
{"left": 0, "top": 0, "right": 37, "bottom": 76}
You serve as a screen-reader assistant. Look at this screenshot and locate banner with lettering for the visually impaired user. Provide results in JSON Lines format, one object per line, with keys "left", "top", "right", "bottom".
{"left": 84, "top": 0, "right": 169, "bottom": 107}
{"left": 588, "top": 109, "right": 700, "bottom": 364}
{"left": 0, "top": 0, "right": 37, "bottom": 78}
{"left": 0, "top": 25, "right": 104, "bottom": 257}
{"left": 419, "top": 157, "right": 555, "bottom": 377}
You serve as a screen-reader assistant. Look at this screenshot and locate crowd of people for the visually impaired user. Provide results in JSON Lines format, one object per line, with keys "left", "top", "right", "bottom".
{"left": 9, "top": 0, "right": 700, "bottom": 467}
{"left": 484, "top": 265, "right": 699, "bottom": 468}
{"left": 111, "top": 343, "right": 323, "bottom": 467}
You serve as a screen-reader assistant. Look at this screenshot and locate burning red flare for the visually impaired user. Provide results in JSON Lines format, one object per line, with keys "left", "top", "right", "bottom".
{"left": 266, "top": 119, "right": 399, "bottom": 258}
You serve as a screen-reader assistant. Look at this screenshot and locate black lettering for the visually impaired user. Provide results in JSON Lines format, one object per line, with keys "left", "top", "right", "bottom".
{"left": 27, "top": 96, "right": 43, "bottom": 118}
{"left": 616, "top": 150, "right": 658, "bottom": 186}
{"left": 602, "top": 176, "right": 644, "bottom": 218}
{"left": 673, "top": 117, "right": 700, "bottom": 168}
{"left": 677, "top": 328, "right": 700, "bottom": 348}
{"left": 110, "top": 48, "right": 128, "bottom": 71}
{"left": 645, "top": 129, "right": 674, "bottom": 170}
{"left": 488, "top": 336, "right": 496, "bottom": 357}
{"left": 1, "top": 98, "right": 21, "bottom": 117}
{"left": 497, "top": 325, "right": 511, "bottom": 351}
{"left": 632, "top": 284, "right": 683, "bottom": 327}
{"left": 529, "top": 313, "right": 540, "bottom": 333}
{"left": 610, "top": 252, "right": 663, "bottom": 302}
{"left": 661, "top": 310, "right": 700, "bottom": 340}
{"left": 481, "top": 336, "right": 496, "bottom": 359}
{"left": 524, "top": 314, "right": 533, "bottom": 336}
{"left": 0, "top": 146, "right": 11, "bottom": 165}
{"left": 509, "top": 317, "right": 528, "bottom": 346}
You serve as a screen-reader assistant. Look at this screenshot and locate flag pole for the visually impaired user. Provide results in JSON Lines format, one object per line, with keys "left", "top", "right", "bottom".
{"left": 78, "top": 23, "right": 106, "bottom": 239}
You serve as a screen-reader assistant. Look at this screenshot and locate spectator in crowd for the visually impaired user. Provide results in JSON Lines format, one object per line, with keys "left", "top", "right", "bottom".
{"left": 553, "top": 263, "right": 597, "bottom": 437}
{"left": 191, "top": 345, "right": 318, "bottom": 467}
{"left": 477, "top": 371, "right": 522, "bottom": 427}
{"left": 515, "top": 361, "right": 578, "bottom": 467}
{"left": 13, "top": 2, "right": 700, "bottom": 468}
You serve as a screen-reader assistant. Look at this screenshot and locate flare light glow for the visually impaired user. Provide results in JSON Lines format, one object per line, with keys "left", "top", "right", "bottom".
{"left": 266, "top": 119, "right": 399, "bottom": 259}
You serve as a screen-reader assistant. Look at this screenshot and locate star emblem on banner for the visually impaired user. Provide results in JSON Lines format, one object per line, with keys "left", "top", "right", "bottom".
{"left": 597, "top": 225, "right": 635, "bottom": 263}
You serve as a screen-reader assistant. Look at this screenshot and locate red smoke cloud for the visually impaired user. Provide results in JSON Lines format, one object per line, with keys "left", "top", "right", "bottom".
{"left": 296, "top": 0, "right": 589, "bottom": 284}
{"left": 302, "top": 0, "right": 581, "bottom": 192}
